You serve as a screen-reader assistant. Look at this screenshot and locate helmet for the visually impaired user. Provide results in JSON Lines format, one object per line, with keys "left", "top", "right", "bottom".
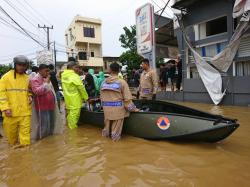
{"left": 13, "top": 55, "right": 29, "bottom": 65}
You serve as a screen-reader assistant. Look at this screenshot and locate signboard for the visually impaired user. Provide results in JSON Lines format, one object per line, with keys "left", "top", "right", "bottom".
{"left": 36, "top": 50, "right": 53, "bottom": 65}
{"left": 136, "top": 3, "right": 156, "bottom": 68}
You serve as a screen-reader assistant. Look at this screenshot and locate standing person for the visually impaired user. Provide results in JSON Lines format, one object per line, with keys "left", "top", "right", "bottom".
{"left": 139, "top": 58, "right": 158, "bottom": 100}
{"left": 88, "top": 69, "right": 98, "bottom": 93}
{"left": 61, "top": 62, "right": 88, "bottom": 129}
{"left": 159, "top": 64, "right": 167, "bottom": 91}
{"left": 97, "top": 71, "right": 105, "bottom": 92}
{"left": 85, "top": 69, "right": 96, "bottom": 98}
{"left": 48, "top": 64, "right": 61, "bottom": 110}
{"left": 134, "top": 69, "right": 141, "bottom": 87}
{"left": 176, "top": 55, "right": 182, "bottom": 91}
{"left": 166, "top": 60, "right": 176, "bottom": 92}
{"left": 30, "top": 64, "right": 61, "bottom": 140}
{"left": 0, "top": 55, "right": 32, "bottom": 146}
{"left": 100, "top": 63, "right": 138, "bottom": 141}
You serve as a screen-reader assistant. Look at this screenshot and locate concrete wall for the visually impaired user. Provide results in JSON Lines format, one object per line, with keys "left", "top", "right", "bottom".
{"left": 65, "top": 16, "right": 103, "bottom": 67}
{"left": 171, "top": 0, "right": 250, "bottom": 106}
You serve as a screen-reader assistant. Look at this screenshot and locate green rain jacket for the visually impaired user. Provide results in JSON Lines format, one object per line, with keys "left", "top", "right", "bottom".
{"left": 97, "top": 71, "right": 105, "bottom": 91}
{"left": 88, "top": 69, "right": 99, "bottom": 91}
{"left": 62, "top": 70, "right": 88, "bottom": 109}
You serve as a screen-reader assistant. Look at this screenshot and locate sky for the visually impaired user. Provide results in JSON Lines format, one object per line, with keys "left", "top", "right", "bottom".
{"left": 0, "top": 0, "right": 174, "bottom": 65}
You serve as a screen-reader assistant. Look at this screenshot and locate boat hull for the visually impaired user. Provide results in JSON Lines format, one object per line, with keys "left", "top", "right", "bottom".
{"left": 80, "top": 101, "right": 239, "bottom": 142}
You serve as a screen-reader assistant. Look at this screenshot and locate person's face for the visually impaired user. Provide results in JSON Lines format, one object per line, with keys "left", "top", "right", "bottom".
{"left": 15, "top": 63, "right": 28, "bottom": 74}
{"left": 72, "top": 65, "right": 81, "bottom": 74}
{"left": 141, "top": 62, "right": 149, "bottom": 70}
{"left": 39, "top": 68, "right": 50, "bottom": 78}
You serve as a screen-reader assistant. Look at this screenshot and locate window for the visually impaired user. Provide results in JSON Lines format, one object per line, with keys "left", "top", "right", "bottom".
{"left": 206, "top": 16, "right": 227, "bottom": 36}
{"left": 78, "top": 52, "right": 87, "bottom": 60}
{"left": 194, "top": 16, "right": 227, "bottom": 41}
{"left": 236, "top": 61, "right": 250, "bottom": 76}
{"left": 69, "top": 30, "right": 73, "bottom": 41}
{"left": 65, "top": 34, "right": 68, "bottom": 45}
{"left": 83, "top": 27, "right": 95, "bottom": 38}
{"left": 91, "top": 52, "right": 94, "bottom": 57}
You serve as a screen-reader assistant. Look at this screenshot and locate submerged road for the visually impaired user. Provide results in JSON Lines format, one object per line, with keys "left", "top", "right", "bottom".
{"left": 0, "top": 102, "right": 249, "bottom": 186}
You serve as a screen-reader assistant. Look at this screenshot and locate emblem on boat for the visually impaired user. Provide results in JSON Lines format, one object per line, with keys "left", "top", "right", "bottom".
{"left": 156, "top": 117, "right": 170, "bottom": 130}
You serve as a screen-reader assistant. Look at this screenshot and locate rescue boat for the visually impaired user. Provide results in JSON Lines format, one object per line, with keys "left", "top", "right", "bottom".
{"left": 79, "top": 100, "right": 239, "bottom": 142}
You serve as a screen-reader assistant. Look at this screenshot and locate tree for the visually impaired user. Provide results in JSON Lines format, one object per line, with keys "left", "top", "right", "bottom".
{"left": 0, "top": 64, "right": 12, "bottom": 77}
{"left": 119, "top": 25, "right": 142, "bottom": 70}
{"left": 119, "top": 25, "right": 137, "bottom": 52}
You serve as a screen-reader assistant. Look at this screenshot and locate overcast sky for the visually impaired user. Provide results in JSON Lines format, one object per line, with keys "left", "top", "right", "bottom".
{"left": 0, "top": 0, "right": 174, "bottom": 64}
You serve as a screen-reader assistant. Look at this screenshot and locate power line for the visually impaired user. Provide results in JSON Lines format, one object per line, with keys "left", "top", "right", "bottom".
{"left": 151, "top": 0, "right": 172, "bottom": 18}
{"left": 155, "top": 0, "right": 171, "bottom": 25}
{"left": 3, "top": 0, "right": 43, "bottom": 32}
{"left": 0, "top": 52, "right": 37, "bottom": 62}
{"left": 0, "top": 6, "right": 45, "bottom": 48}
{"left": 2, "top": 0, "right": 47, "bottom": 42}
{"left": 0, "top": 47, "right": 40, "bottom": 59}
{"left": 0, "top": 33, "right": 37, "bottom": 41}
{"left": 0, "top": 14, "right": 46, "bottom": 47}
{"left": 0, "top": 16, "right": 30, "bottom": 38}
{"left": 38, "top": 24, "right": 53, "bottom": 50}
{"left": 23, "top": 0, "right": 52, "bottom": 26}
{"left": 13, "top": 0, "right": 49, "bottom": 26}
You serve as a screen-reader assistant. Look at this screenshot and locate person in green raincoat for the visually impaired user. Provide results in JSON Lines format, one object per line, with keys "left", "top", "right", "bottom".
{"left": 97, "top": 71, "right": 105, "bottom": 93}
{"left": 61, "top": 62, "right": 88, "bottom": 129}
{"left": 88, "top": 69, "right": 98, "bottom": 94}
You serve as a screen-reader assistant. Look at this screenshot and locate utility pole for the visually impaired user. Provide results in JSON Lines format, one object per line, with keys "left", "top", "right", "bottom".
{"left": 38, "top": 24, "right": 53, "bottom": 50}
{"left": 53, "top": 41, "right": 57, "bottom": 73}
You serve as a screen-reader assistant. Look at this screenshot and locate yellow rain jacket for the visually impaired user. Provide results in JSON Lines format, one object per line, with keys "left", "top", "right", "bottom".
{"left": 0, "top": 70, "right": 31, "bottom": 145}
{"left": 61, "top": 69, "right": 88, "bottom": 129}
{"left": 0, "top": 70, "right": 31, "bottom": 116}
{"left": 62, "top": 70, "right": 88, "bottom": 109}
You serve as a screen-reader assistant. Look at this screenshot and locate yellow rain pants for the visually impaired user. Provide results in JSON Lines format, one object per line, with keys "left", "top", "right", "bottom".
{"left": 0, "top": 70, "right": 32, "bottom": 146}
{"left": 67, "top": 109, "right": 81, "bottom": 129}
{"left": 3, "top": 116, "right": 31, "bottom": 145}
{"left": 61, "top": 70, "right": 88, "bottom": 129}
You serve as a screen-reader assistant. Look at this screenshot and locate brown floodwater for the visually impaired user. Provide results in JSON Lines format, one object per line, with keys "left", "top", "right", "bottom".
{"left": 0, "top": 102, "right": 250, "bottom": 187}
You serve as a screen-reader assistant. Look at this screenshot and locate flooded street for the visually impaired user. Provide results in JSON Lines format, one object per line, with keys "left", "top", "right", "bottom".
{"left": 0, "top": 102, "right": 250, "bottom": 187}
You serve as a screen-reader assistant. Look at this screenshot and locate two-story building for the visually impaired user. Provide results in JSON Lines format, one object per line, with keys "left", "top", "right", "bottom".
{"left": 65, "top": 15, "right": 104, "bottom": 70}
{"left": 161, "top": 0, "right": 250, "bottom": 106}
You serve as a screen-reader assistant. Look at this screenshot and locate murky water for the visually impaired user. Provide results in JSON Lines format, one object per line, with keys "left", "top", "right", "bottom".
{"left": 0, "top": 102, "right": 250, "bottom": 187}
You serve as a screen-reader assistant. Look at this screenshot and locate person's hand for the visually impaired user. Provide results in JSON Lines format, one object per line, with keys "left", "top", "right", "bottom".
{"left": 4, "top": 109, "right": 12, "bottom": 117}
{"left": 134, "top": 108, "right": 140, "bottom": 112}
{"left": 28, "top": 96, "right": 33, "bottom": 104}
{"left": 45, "top": 74, "right": 51, "bottom": 83}
{"left": 152, "top": 94, "right": 156, "bottom": 100}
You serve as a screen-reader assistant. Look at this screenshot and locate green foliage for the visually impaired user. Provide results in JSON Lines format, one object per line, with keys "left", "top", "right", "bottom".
{"left": 0, "top": 64, "right": 12, "bottom": 76}
{"left": 119, "top": 25, "right": 142, "bottom": 70}
{"left": 119, "top": 25, "right": 137, "bottom": 52}
{"left": 156, "top": 57, "right": 165, "bottom": 68}
{"left": 119, "top": 51, "right": 143, "bottom": 70}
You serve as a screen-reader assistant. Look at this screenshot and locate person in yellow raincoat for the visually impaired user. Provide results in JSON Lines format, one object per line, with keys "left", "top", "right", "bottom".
{"left": 61, "top": 61, "right": 88, "bottom": 129}
{"left": 0, "top": 55, "right": 32, "bottom": 146}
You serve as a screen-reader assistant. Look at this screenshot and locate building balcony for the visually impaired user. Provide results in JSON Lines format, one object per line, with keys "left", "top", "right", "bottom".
{"left": 78, "top": 57, "right": 103, "bottom": 67}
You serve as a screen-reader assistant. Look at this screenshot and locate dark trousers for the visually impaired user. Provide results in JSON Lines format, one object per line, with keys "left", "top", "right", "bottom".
{"left": 176, "top": 75, "right": 182, "bottom": 90}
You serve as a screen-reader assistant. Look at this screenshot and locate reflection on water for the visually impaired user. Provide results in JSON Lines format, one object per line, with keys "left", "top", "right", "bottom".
{"left": 0, "top": 102, "right": 250, "bottom": 187}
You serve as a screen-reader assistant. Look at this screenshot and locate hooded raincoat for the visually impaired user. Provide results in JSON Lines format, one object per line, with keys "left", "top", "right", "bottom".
{"left": 97, "top": 71, "right": 105, "bottom": 92}
{"left": 62, "top": 69, "right": 88, "bottom": 129}
{"left": 88, "top": 69, "right": 98, "bottom": 92}
{"left": 0, "top": 70, "right": 32, "bottom": 145}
